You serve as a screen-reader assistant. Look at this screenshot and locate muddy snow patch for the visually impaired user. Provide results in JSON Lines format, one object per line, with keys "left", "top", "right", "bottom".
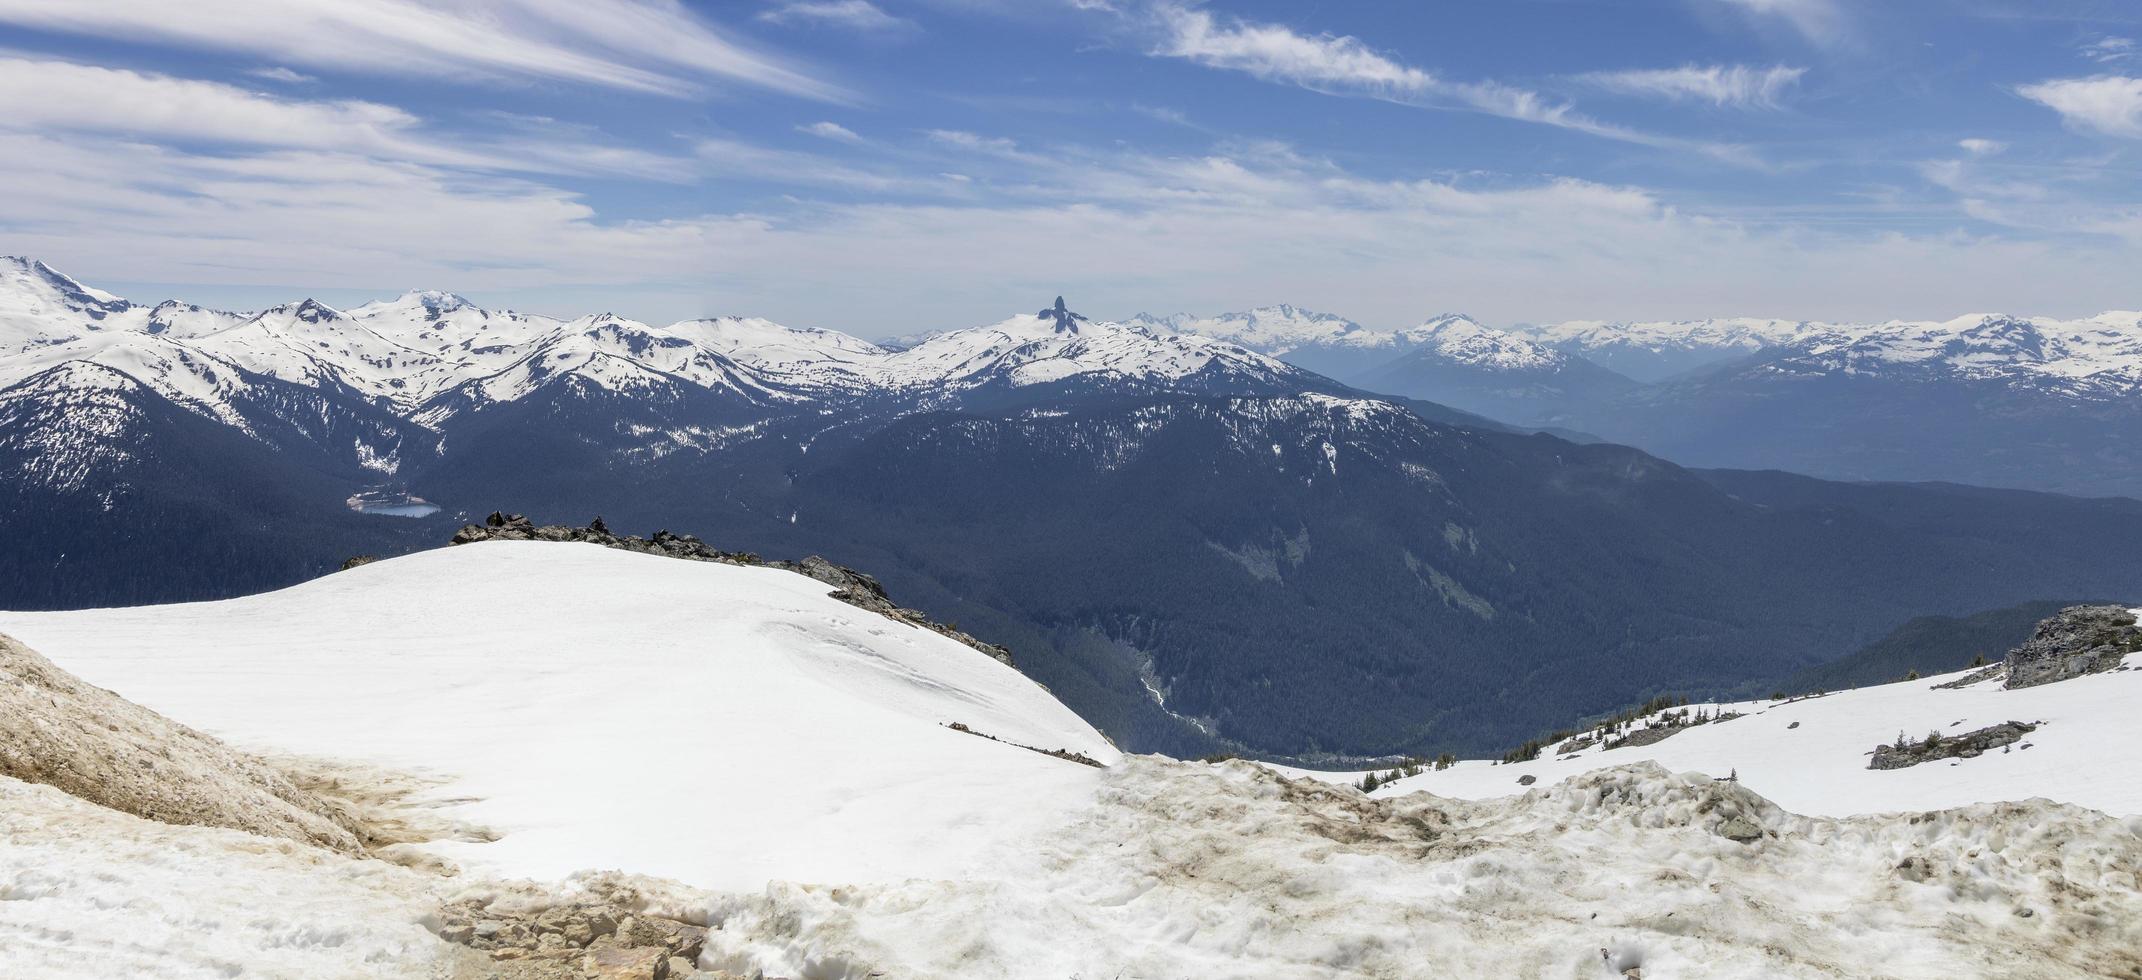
{"left": 701, "top": 758, "right": 2142, "bottom": 980}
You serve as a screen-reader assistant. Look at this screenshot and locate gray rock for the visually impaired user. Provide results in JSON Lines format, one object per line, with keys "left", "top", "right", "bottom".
{"left": 1716, "top": 817, "right": 1764, "bottom": 843}
{"left": 1868, "top": 721, "right": 2037, "bottom": 770}
{"left": 2004, "top": 605, "right": 2139, "bottom": 689}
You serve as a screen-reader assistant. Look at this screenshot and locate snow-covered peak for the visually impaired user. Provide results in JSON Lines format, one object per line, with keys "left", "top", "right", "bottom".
{"left": 0, "top": 256, "right": 130, "bottom": 316}
{"left": 352, "top": 290, "right": 479, "bottom": 319}
{"left": 663, "top": 315, "right": 887, "bottom": 388}
{"left": 253, "top": 299, "right": 347, "bottom": 326}
{"left": 0, "top": 330, "right": 265, "bottom": 432}
{"left": 1746, "top": 312, "right": 2142, "bottom": 393}
{"left": 142, "top": 301, "right": 248, "bottom": 338}
{"left": 882, "top": 302, "right": 1302, "bottom": 391}
{"left": 1133, "top": 304, "right": 1377, "bottom": 354}
{"left": 1402, "top": 313, "right": 1567, "bottom": 371}
{"left": 0, "top": 257, "right": 137, "bottom": 355}
{"left": 1528, "top": 317, "right": 1827, "bottom": 354}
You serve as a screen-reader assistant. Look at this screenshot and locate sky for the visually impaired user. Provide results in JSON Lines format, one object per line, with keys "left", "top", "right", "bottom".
{"left": 3, "top": 0, "right": 2142, "bottom": 336}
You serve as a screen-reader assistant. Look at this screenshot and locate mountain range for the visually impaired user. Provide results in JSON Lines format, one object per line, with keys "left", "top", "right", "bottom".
{"left": 1135, "top": 302, "right": 2142, "bottom": 497}
{"left": 11, "top": 257, "right": 2142, "bottom": 760}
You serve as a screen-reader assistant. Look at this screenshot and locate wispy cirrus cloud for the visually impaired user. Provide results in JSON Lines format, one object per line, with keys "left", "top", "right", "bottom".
{"left": 758, "top": 0, "right": 914, "bottom": 34}
{"left": 1127, "top": 2, "right": 1753, "bottom": 162}
{"left": 2083, "top": 36, "right": 2137, "bottom": 65}
{"left": 1582, "top": 64, "right": 1805, "bottom": 109}
{"left": 1710, "top": 0, "right": 1847, "bottom": 45}
{"left": 0, "top": 56, "right": 699, "bottom": 181}
{"left": 244, "top": 66, "right": 315, "bottom": 85}
{"left": 2019, "top": 75, "right": 2142, "bottom": 138}
{"left": 0, "top": 0, "right": 848, "bottom": 100}
{"left": 798, "top": 121, "right": 865, "bottom": 143}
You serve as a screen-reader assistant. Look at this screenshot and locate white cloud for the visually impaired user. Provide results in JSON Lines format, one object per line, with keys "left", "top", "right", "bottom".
{"left": 1711, "top": 0, "right": 1846, "bottom": 45}
{"left": 0, "top": 57, "right": 699, "bottom": 181}
{"left": 14, "top": 117, "right": 2142, "bottom": 334}
{"left": 1583, "top": 65, "right": 1805, "bottom": 108}
{"left": 244, "top": 66, "right": 315, "bottom": 84}
{"left": 1957, "top": 138, "right": 2007, "bottom": 156}
{"left": 2083, "top": 36, "right": 2136, "bottom": 65}
{"left": 1133, "top": 3, "right": 1750, "bottom": 162}
{"left": 0, "top": 57, "right": 458, "bottom": 162}
{"left": 1131, "top": 104, "right": 1193, "bottom": 127}
{"left": 758, "top": 1, "right": 912, "bottom": 33}
{"left": 798, "top": 121, "right": 864, "bottom": 143}
{"left": 2019, "top": 76, "right": 2142, "bottom": 138}
{"left": 0, "top": 0, "right": 846, "bottom": 100}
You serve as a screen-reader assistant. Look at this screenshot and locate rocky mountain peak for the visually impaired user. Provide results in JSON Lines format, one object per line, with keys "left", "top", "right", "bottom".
{"left": 1040, "top": 296, "right": 1085, "bottom": 334}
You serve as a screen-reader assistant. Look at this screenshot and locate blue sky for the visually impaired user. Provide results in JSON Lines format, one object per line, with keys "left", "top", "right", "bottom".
{"left": 3, "top": 0, "right": 2142, "bottom": 335}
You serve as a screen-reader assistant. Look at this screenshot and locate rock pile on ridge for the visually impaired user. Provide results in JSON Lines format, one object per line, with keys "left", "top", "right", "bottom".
{"left": 449, "top": 513, "right": 1016, "bottom": 666}
{"left": 2004, "top": 604, "right": 2140, "bottom": 689}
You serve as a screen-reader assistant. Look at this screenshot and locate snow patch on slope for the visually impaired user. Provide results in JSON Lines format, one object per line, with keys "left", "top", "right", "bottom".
{"left": 0, "top": 542, "right": 1119, "bottom": 891}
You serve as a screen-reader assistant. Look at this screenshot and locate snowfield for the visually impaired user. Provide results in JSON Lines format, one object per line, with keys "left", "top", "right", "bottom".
{"left": 3, "top": 544, "right": 2140, "bottom": 978}
{"left": 1277, "top": 656, "right": 2142, "bottom": 819}
{"left": 0, "top": 542, "right": 1118, "bottom": 890}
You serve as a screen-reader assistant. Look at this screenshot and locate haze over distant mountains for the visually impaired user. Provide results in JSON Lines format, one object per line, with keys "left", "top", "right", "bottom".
{"left": 10, "top": 256, "right": 2142, "bottom": 761}
{"left": 1133, "top": 301, "right": 2142, "bottom": 498}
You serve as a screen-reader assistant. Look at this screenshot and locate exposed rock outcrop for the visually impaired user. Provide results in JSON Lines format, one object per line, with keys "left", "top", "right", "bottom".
{"left": 0, "top": 633, "right": 366, "bottom": 851}
{"left": 1868, "top": 721, "right": 2037, "bottom": 770}
{"left": 2003, "top": 605, "right": 2139, "bottom": 689}
{"left": 451, "top": 513, "right": 1016, "bottom": 666}
{"left": 432, "top": 874, "right": 736, "bottom": 980}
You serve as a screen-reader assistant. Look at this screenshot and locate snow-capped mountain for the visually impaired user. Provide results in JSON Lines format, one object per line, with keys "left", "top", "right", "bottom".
{"left": 1557, "top": 311, "right": 2142, "bottom": 496}
{"left": 16, "top": 258, "right": 2142, "bottom": 763}
{"left": 1524, "top": 316, "right": 1827, "bottom": 382}
{"left": 1347, "top": 313, "right": 1639, "bottom": 423}
{"left": 1127, "top": 304, "right": 1439, "bottom": 379}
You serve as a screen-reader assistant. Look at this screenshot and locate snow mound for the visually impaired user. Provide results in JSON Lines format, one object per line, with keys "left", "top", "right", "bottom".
{"left": 702, "top": 757, "right": 2142, "bottom": 979}
{"left": 0, "top": 774, "right": 446, "bottom": 980}
{"left": 0, "top": 542, "right": 1119, "bottom": 891}
{"left": 0, "top": 633, "right": 363, "bottom": 852}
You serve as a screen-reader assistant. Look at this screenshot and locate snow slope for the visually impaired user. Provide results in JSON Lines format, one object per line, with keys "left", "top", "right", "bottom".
{"left": 1277, "top": 655, "right": 2142, "bottom": 819}
{"left": 4, "top": 548, "right": 2139, "bottom": 978}
{"left": 0, "top": 542, "right": 1119, "bottom": 891}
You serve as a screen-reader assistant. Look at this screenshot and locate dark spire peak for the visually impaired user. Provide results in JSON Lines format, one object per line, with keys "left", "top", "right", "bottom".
{"left": 1039, "top": 295, "right": 1085, "bottom": 334}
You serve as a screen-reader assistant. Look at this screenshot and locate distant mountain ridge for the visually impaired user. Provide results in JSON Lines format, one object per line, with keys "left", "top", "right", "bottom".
{"left": 1137, "top": 299, "right": 2142, "bottom": 496}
